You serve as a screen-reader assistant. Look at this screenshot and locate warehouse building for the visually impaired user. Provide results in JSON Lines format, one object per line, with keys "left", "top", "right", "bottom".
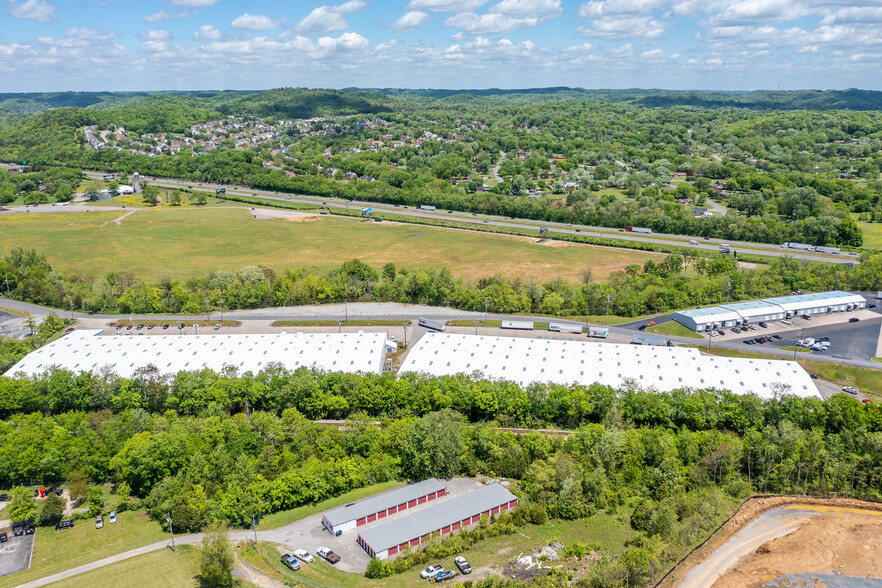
{"left": 674, "top": 291, "right": 866, "bottom": 332}
{"left": 321, "top": 479, "right": 447, "bottom": 536}
{"left": 399, "top": 333, "right": 821, "bottom": 399}
{"left": 356, "top": 483, "right": 518, "bottom": 559}
{"left": 4, "top": 330, "right": 393, "bottom": 377}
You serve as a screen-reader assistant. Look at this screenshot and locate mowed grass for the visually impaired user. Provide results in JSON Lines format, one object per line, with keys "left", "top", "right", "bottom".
{"left": 0, "top": 510, "right": 168, "bottom": 588}
{"left": 45, "top": 545, "right": 203, "bottom": 588}
{"left": 857, "top": 220, "right": 882, "bottom": 250}
{"left": 258, "top": 481, "right": 403, "bottom": 530}
{"left": 648, "top": 321, "right": 704, "bottom": 339}
{"left": 0, "top": 207, "right": 664, "bottom": 283}
{"left": 800, "top": 360, "right": 882, "bottom": 400}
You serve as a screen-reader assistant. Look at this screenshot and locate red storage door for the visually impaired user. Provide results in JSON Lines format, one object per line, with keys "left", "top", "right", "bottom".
{"left": 410, "top": 538, "right": 420, "bottom": 547}
{"left": 408, "top": 500, "right": 417, "bottom": 508}
{"left": 357, "top": 517, "right": 366, "bottom": 526}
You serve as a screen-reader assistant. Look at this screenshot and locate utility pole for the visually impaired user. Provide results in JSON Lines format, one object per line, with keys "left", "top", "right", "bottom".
{"left": 484, "top": 298, "right": 489, "bottom": 323}
{"left": 606, "top": 294, "right": 610, "bottom": 326}
{"left": 726, "top": 280, "right": 732, "bottom": 304}
{"left": 4, "top": 274, "right": 9, "bottom": 296}
{"left": 344, "top": 301, "right": 348, "bottom": 324}
{"left": 219, "top": 298, "right": 224, "bottom": 322}
{"left": 403, "top": 323, "right": 408, "bottom": 347}
{"left": 166, "top": 513, "right": 176, "bottom": 551}
{"left": 475, "top": 321, "right": 478, "bottom": 335}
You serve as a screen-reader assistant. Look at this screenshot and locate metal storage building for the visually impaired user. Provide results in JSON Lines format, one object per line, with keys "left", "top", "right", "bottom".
{"left": 673, "top": 306, "right": 743, "bottom": 332}
{"left": 769, "top": 291, "right": 865, "bottom": 318}
{"left": 356, "top": 483, "right": 518, "bottom": 559}
{"left": 322, "top": 479, "right": 446, "bottom": 536}
{"left": 5, "top": 330, "right": 391, "bottom": 377}
{"left": 716, "top": 300, "right": 786, "bottom": 325}
{"left": 399, "top": 333, "right": 821, "bottom": 399}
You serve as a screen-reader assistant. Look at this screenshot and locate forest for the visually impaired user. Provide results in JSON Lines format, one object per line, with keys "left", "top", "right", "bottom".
{"left": 1, "top": 88, "right": 881, "bottom": 246}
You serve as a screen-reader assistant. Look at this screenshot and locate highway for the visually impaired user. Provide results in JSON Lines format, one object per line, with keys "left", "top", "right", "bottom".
{"left": 80, "top": 171, "right": 860, "bottom": 266}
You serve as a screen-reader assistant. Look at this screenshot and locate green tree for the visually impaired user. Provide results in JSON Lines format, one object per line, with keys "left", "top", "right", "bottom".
{"left": 200, "top": 523, "right": 234, "bottom": 587}
{"left": 7, "top": 486, "right": 36, "bottom": 524}
{"left": 403, "top": 409, "right": 469, "bottom": 478}
{"left": 38, "top": 493, "right": 65, "bottom": 526}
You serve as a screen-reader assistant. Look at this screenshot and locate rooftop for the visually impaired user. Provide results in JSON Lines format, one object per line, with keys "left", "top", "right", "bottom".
{"left": 5, "top": 330, "right": 390, "bottom": 378}
{"left": 323, "top": 479, "right": 446, "bottom": 526}
{"left": 358, "top": 483, "right": 517, "bottom": 552}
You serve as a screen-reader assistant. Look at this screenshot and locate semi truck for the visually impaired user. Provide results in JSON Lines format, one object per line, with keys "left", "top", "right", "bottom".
{"left": 418, "top": 204, "right": 436, "bottom": 211}
{"left": 780, "top": 242, "right": 814, "bottom": 251}
{"left": 418, "top": 317, "right": 446, "bottom": 331}
{"left": 625, "top": 226, "right": 652, "bottom": 234}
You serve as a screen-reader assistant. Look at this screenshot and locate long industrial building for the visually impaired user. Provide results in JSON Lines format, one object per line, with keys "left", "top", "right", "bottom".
{"left": 674, "top": 291, "right": 866, "bottom": 332}
{"left": 399, "top": 333, "right": 821, "bottom": 399}
{"left": 321, "top": 479, "right": 447, "bottom": 536}
{"left": 4, "top": 330, "right": 394, "bottom": 377}
{"left": 356, "top": 483, "right": 518, "bottom": 559}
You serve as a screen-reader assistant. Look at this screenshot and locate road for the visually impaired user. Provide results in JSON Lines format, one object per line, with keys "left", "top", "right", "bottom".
{"left": 69, "top": 170, "right": 858, "bottom": 266}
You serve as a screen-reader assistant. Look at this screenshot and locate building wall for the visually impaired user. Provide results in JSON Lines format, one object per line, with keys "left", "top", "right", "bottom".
{"left": 336, "top": 488, "right": 447, "bottom": 535}
{"left": 361, "top": 497, "right": 518, "bottom": 560}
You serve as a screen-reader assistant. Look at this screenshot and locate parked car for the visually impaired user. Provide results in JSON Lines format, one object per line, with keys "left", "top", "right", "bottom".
{"left": 646, "top": 321, "right": 656, "bottom": 326}
{"left": 758, "top": 322, "right": 768, "bottom": 328}
{"left": 147, "top": 324, "right": 154, "bottom": 330}
{"left": 454, "top": 556, "right": 472, "bottom": 574}
{"left": 116, "top": 325, "right": 122, "bottom": 330}
{"left": 421, "top": 565, "right": 444, "bottom": 579}
{"left": 64, "top": 327, "right": 75, "bottom": 333}
{"left": 178, "top": 323, "right": 185, "bottom": 329}
{"left": 13, "top": 526, "right": 23, "bottom": 536}
{"left": 280, "top": 554, "right": 301, "bottom": 571}
{"left": 162, "top": 324, "right": 169, "bottom": 329}
{"left": 213, "top": 324, "right": 221, "bottom": 330}
{"left": 0, "top": 532, "right": 7, "bottom": 543}
{"left": 743, "top": 340, "right": 753, "bottom": 345}
{"left": 109, "top": 511, "right": 117, "bottom": 524}
{"left": 849, "top": 317, "right": 860, "bottom": 323}
{"left": 869, "top": 304, "right": 877, "bottom": 309}
{"left": 96, "top": 515, "right": 104, "bottom": 529}
{"left": 25, "top": 525, "right": 35, "bottom": 535}
{"left": 126, "top": 325, "right": 132, "bottom": 330}
{"left": 317, "top": 547, "right": 340, "bottom": 564}
{"left": 746, "top": 324, "right": 757, "bottom": 330}
{"left": 772, "top": 334, "right": 782, "bottom": 339}
{"left": 432, "top": 571, "right": 457, "bottom": 583}
{"left": 292, "top": 549, "right": 314, "bottom": 563}
{"left": 55, "top": 520, "right": 74, "bottom": 531}
{"left": 136, "top": 324, "right": 144, "bottom": 330}
{"left": 638, "top": 324, "right": 647, "bottom": 331}
{"left": 843, "top": 386, "right": 859, "bottom": 395}
{"left": 730, "top": 327, "right": 741, "bottom": 334}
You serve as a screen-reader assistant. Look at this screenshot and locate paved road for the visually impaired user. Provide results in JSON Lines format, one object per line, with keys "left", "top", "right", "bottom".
{"left": 77, "top": 171, "right": 858, "bottom": 266}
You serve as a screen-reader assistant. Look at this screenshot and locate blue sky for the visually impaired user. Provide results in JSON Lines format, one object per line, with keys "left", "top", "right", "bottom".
{"left": 1, "top": 0, "right": 881, "bottom": 92}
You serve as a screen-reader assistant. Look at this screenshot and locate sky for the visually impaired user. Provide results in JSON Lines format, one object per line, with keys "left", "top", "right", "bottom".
{"left": 1, "top": 0, "right": 881, "bottom": 92}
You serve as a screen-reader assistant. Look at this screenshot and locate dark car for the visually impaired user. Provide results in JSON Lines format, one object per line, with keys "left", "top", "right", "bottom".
{"left": 849, "top": 317, "right": 860, "bottom": 323}
{"left": 772, "top": 334, "right": 782, "bottom": 339}
{"left": 136, "top": 324, "right": 144, "bottom": 330}
{"left": 126, "top": 325, "right": 132, "bottom": 330}
{"left": 116, "top": 325, "right": 122, "bottom": 330}
{"left": 869, "top": 304, "right": 877, "bottom": 309}
{"left": 55, "top": 520, "right": 74, "bottom": 531}
{"left": 178, "top": 323, "right": 185, "bottom": 329}
{"left": 13, "top": 526, "right": 23, "bottom": 537}
{"left": 810, "top": 374, "right": 819, "bottom": 379}
{"left": 25, "top": 525, "right": 35, "bottom": 535}
{"left": 0, "top": 532, "right": 7, "bottom": 543}
{"left": 638, "top": 324, "right": 647, "bottom": 331}
{"left": 743, "top": 340, "right": 753, "bottom": 345}
{"left": 758, "top": 322, "right": 768, "bottom": 328}
{"left": 147, "top": 324, "right": 154, "bottom": 330}
{"left": 0, "top": 493, "right": 8, "bottom": 501}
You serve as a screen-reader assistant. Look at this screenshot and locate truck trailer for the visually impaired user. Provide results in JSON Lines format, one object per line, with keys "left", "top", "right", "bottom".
{"left": 548, "top": 322, "right": 582, "bottom": 334}
{"left": 625, "top": 227, "right": 652, "bottom": 234}
{"left": 418, "top": 317, "right": 446, "bottom": 332}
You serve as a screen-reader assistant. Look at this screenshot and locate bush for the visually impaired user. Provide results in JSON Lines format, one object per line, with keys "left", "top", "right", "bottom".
{"left": 365, "top": 557, "right": 391, "bottom": 579}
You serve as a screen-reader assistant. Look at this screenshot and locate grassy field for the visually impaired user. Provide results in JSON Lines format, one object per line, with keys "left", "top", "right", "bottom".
{"left": 647, "top": 321, "right": 704, "bottom": 339}
{"left": 0, "top": 510, "right": 168, "bottom": 588}
{"left": 799, "top": 360, "right": 882, "bottom": 400}
{"left": 0, "top": 305, "right": 28, "bottom": 317}
{"left": 856, "top": 220, "right": 882, "bottom": 250}
{"left": 258, "top": 481, "right": 403, "bottom": 530}
{"left": 779, "top": 345, "right": 812, "bottom": 353}
{"left": 0, "top": 207, "right": 663, "bottom": 283}
{"left": 47, "top": 545, "right": 206, "bottom": 588}
{"left": 271, "top": 320, "right": 405, "bottom": 327}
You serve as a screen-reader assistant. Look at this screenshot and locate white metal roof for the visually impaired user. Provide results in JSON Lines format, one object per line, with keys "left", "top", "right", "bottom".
{"left": 770, "top": 291, "right": 865, "bottom": 312}
{"left": 674, "top": 307, "right": 742, "bottom": 324}
{"left": 5, "top": 330, "right": 389, "bottom": 378}
{"left": 323, "top": 479, "right": 445, "bottom": 527}
{"left": 399, "top": 333, "right": 820, "bottom": 399}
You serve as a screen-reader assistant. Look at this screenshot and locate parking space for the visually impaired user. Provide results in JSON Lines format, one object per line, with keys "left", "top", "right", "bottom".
{"left": 702, "top": 308, "right": 880, "bottom": 344}
{"left": 258, "top": 478, "right": 483, "bottom": 574}
{"left": 0, "top": 530, "right": 34, "bottom": 578}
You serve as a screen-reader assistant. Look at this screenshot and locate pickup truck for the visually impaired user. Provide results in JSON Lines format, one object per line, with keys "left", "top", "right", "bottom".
{"left": 317, "top": 546, "right": 341, "bottom": 564}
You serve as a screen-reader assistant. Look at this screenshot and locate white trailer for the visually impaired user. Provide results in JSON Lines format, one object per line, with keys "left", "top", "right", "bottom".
{"left": 418, "top": 205, "right": 436, "bottom": 211}
{"left": 502, "top": 321, "right": 534, "bottom": 330}
{"left": 418, "top": 317, "right": 446, "bottom": 332}
{"left": 815, "top": 245, "right": 841, "bottom": 255}
{"left": 781, "top": 242, "right": 814, "bottom": 251}
{"left": 626, "top": 227, "right": 652, "bottom": 234}
{"left": 588, "top": 326, "right": 609, "bottom": 338}
{"left": 548, "top": 322, "right": 582, "bottom": 334}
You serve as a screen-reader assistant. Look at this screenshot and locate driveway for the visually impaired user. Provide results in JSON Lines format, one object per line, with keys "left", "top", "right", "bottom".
{"left": 0, "top": 531, "right": 34, "bottom": 579}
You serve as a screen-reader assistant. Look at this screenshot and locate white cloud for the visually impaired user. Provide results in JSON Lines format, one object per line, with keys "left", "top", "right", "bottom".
{"left": 579, "top": 0, "right": 667, "bottom": 17}
{"left": 640, "top": 48, "right": 666, "bottom": 58}
{"left": 563, "top": 42, "right": 595, "bottom": 52}
{"left": 391, "top": 10, "right": 430, "bottom": 32}
{"left": 139, "top": 30, "right": 171, "bottom": 41}
{"left": 707, "top": 0, "right": 809, "bottom": 25}
{"left": 65, "top": 27, "right": 116, "bottom": 41}
{"left": 143, "top": 10, "right": 193, "bottom": 23}
{"left": 231, "top": 13, "right": 283, "bottom": 31}
{"left": 193, "top": 24, "right": 222, "bottom": 42}
{"left": 375, "top": 39, "right": 398, "bottom": 51}
{"left": 297, "top": 7, "right": 348, "bottom": 34}
{"left": 141, "top": 41, "right": 169, "bottom": 53}
{"left": 9, "top": 0, "right": 56, "bottom": 22}
{"left": 297, "top": 1, "right": 367, "bottom": 35}
{"left": 822, "top": 6, "right": 882, "bottom": 24}
{"left": 578, "top": 15, "right": 671, "bottom": 39}
{"left": 406, "top": 0, "right": 487, "bottom": 12}
{"left": 316, "top": 31, "right": 370, "bottom": 53}
{"left": 445, "top": 12, "right": 539, "bottom": 34}
{"left": 490, "top": 0, "right": 561, "bottom": 18}
{"left": 171, "top": 0, "right": 217, "bottom": 6}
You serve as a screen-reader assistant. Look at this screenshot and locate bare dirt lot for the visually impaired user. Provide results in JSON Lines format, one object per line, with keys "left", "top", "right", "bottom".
{"left": 671, "top": 497, "right": 882, "bottom": 588}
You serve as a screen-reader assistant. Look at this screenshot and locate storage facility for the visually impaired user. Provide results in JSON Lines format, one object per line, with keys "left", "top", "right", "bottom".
{"left": 399, "top": 333, "right": 821, "bottom": 399}
{"left": 322, "top": 479, "right": 446, "bottom": 536}
{"left": 356, "top": 483, "right": 518, "bottom": 559}
{"left": 673, "top": 291, "right": 866, "bottom": 332}
{"left": 4, "top": 330, "right": 393, "bottom": 378}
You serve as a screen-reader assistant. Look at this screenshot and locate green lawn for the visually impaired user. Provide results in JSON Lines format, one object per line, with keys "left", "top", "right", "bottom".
{"left": 258, "top": 481, "right": 403, "bottom": 530}
{"left": 856, "top": 220, "right": 882, "bottom": 250}
{"left": 447, "top": 320, "right": 551, "bottom": 329}
{"left": 647, "top": 321, "right": 703, "bottom": 339}
{"left": 271, "top": 320, "right": 405, "bottom": 328}
{"left": 0, "top": 306, "right": 29, "bottom": 317}
{"left": 0, "top": 208, "right": 662, "bottom": 284}
{"left": 46, "top": 545, "right": 204, "bottom": 588}
{"left": 799, "top": 360, "right": 882, "bottom": 401}
{"left": 0, "top": 510, "right": 168, "bottom": 588}
{"left": 779, "top": 345, "right": 812, "bottom": 353}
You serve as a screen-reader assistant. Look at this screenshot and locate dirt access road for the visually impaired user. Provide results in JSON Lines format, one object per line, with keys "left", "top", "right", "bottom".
{"left": 674, "top": 497, "right": 882, "bottom": 588}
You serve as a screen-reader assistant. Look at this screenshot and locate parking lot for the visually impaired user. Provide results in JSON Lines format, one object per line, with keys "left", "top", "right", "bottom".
{"left": 0, "top": 530, "right": 34, "bottom": 579}
{"left": 257, "top": 478, "right": 483, "bottom": 574}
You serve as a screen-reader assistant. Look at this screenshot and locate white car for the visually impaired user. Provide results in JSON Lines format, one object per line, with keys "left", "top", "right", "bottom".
{"left": 292, "top": 549, "right": 314, "bottom": 563}
{"left": 843, "top": 386, "right": 859, "bottom": 395}
{"left": 421, "top": 565, "right": 444, "bottom": 579}
{"left": 109, "top": 511, "right": 117, "bottom": 524}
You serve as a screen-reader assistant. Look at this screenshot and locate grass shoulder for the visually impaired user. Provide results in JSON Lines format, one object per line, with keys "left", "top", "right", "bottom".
{"left": 798, "top": 360, "right": 882, "bottom": 401}
{"left": 647, "top": 321, "right": 703, "bottom": 339}
{"left": 46, "top": 545, "right": 204, "bottom": 588}
{"left": 778, "top": 345, "right": 812, "bottom": 353}
{"left": 258, "top": 481, "right": 403, "bottom": 530}
{"left": 271, "top": 320, "right": 404, "bottom": 328}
